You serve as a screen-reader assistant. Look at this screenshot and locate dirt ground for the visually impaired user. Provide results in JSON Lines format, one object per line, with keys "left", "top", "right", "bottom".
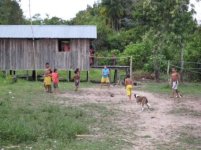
{"left": 58, "top": 85, "right": 201, "bottom": 150}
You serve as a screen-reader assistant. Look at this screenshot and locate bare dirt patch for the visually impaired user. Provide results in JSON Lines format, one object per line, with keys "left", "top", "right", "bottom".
{"left": 58, "top": 86, "right": 201, "bottom": 149}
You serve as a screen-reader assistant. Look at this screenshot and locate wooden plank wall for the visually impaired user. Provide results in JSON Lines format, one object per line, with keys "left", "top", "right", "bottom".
{"left": 0, "top": 39, "right": 90, "bottom": 71}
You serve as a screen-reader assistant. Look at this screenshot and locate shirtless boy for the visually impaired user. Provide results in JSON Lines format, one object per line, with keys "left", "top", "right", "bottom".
{"left": 171, "top": 68, "right": 182, "bottom": 98}
{"left": 125, "top": 74, "right": 133, "bottom": 101}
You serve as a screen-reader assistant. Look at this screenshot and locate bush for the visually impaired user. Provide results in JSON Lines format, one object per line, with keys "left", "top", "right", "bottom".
{"left": 123, "top": 42, "right": 152, "bottom": 70}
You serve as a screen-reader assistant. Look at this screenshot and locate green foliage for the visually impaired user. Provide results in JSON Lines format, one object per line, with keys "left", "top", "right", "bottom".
{"left": 1, "top": 0, "right": 201, "bottom": 80}
{"left": 25, "top": 14, "right": 70, "bottom": 25}
{"left": 0, "top": 0, "right": 24, "bottom": 24}
{"left": 123, "top": 42, "right": 151, "bottom": 70}
{"left": 185, "top": 27, "right": 201, "bottom": 62}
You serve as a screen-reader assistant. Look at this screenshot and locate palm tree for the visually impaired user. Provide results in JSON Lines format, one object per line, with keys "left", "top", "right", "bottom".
{"left": 102, "top": 0, "right": 124, "bottom": 30}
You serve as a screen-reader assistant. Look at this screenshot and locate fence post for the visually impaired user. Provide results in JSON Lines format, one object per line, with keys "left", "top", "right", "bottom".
{"left": 130, "top": 56, "right": 133, "bottom": 79}
{"left": 167, "top": 60, "right": 170, "bottom": 81}
{"left": 35, "top": 70, "right": 38, "bottom": 81}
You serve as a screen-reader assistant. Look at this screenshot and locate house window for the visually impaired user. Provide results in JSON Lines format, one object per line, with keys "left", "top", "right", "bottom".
{"left": 58, "top": 39, "right": 71, "bottom": 52}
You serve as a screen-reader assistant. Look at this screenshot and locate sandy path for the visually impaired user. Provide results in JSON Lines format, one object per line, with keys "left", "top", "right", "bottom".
{"left": 58, "top": 86, "right": 201, "bottom": 149}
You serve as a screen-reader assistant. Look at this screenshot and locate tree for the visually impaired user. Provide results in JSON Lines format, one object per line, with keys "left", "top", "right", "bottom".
{"left": 0, "top": 0, "right": 24, "bottom": 24}
{"left": 102, "top": 0, "right": 124, "bottom": 30}
{"left": 132, "top": 0, "right": 197, "bottom": 81}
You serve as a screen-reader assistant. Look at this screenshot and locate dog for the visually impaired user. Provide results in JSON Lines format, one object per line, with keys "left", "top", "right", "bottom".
{"left": 134, "top": 94, "right": 151, "bottom": 111}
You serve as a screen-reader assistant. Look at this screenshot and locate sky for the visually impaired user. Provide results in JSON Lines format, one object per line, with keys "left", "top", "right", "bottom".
{"left": 20, "top": 0, "right": 201, "bottom": 23}
{"left": 20, "top": 0, "right": 99, "bottom": 20}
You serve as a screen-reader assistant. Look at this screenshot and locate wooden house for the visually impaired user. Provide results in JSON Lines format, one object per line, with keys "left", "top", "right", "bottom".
{"left": 0, "top": 25, "right": 97, "bottom": 71}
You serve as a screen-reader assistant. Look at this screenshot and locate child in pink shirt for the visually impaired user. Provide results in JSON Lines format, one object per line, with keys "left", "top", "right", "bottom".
{"left": 52, "top": 68, "right": 59, "bottom": 93}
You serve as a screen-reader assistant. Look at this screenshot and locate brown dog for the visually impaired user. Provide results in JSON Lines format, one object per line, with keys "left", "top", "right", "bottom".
{"left": 134, "top": 94, "right": 151, "bottom": 111}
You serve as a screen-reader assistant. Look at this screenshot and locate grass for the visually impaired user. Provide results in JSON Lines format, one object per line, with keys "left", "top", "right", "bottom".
{"left": 142, "top": 82, "right": 201, "bottom": 95}
{"left": 6, "top": 68, "right": 127, "bottom": 83}
{"left": 1, "top": 71, "right": 201, "bottom": 149}
{"left": 0, "top": 73, "right": 127, "bottom": 149}
{"left": 0, "top": 79, "right": 89, "bottom": 147}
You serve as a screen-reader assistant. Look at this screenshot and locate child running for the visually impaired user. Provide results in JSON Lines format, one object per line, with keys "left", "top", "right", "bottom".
{"left": 52, "top": 68, "right": 59, "bottom": 93}
{"left": 74, "top": 68, "right": 80, "bottom": 91}
{"left": 125, "top": 74, "right": 133, "bottom": 101}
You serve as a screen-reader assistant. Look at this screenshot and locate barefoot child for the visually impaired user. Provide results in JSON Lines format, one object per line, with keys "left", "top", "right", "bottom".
{"left": 170, "top": 68, "right": 182, "bottom": 98}
{"left": 52, "top": 68, "right": 59, "bottom": 93}
{"left": 74, "top": 68, "right": 80, "bottom": 91}
{"left": 101, "top": 65, "right": 110, "bottom": 88}
{"left": 44, "top": 69, "right": 52, "bottom": 93}
{"left": 44, "top": 62, "right": 52, "bottom": 92}
{"left": 125, "top": 74, "right": 133, "bottom": 101}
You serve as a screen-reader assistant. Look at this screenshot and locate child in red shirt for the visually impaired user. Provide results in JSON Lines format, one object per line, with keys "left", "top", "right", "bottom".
{"left": 52, "top": 68, "right": 59, "bottom": 93}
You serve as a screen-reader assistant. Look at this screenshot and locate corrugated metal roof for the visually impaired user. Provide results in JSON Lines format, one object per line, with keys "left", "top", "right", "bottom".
{"left": 0, "top": 25, "right": 97, "bottom": 39}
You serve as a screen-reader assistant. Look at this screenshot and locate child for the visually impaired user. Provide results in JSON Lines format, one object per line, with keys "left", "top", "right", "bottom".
{"left": 44, "top": 69, "right": 52, "bottom": 93}
{"left": 52, "top": 68, "right": 59, "bottom": 93}
{"left": 44, "top": 62, "right": 52, "bottom": 92}
{"left": 170, "top": 68, "right": 182, "bottom": 98}
{"left": 101, "top": 65, "right": 110, "bottom": 88}
{"left": 74, "top": 68, "right": 80, "bottom": 91}
{"left": 125, "top": 74, "right": 133, "bottom": 101}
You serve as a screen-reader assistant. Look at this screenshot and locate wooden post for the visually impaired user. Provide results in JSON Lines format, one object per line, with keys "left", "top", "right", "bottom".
{"left": 114, "top": 69, "right": 118, "bottom": 83}
{"left": 68, "top": 70, "right": 71, "bottom": 82}
{"left": 167, "top": 60, "right": 170, "bottom": 82}
{"left": 2, "top": 71, "right": 6, "bottom": 77}
{"left": 26, "top": 70, "right": 29, "bottom": 80}
{"left": 5, "top": 70, "right": 8, "bottom": 78}
{"left": 109, "top": 68, "right": 112, "bottom": 83}
{"left": 66, "top": 70, "right": 68, "bottom": 82}
{"left": 130, "top": 56, "right": 133, "bottom": 79}
{"left": 32, "top": 70, "right": 35, "bottom": 80}
{"left": 86, "top": 71, "right": 89, "bottom": 82}
{"left": 180, "top": 39, "right": 184, "bottom": 83}
{"left": 35, "top": 70, "right": 38, "bottom": 81}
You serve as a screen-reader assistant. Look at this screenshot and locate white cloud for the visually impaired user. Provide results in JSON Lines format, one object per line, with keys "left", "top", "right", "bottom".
{"left": 190, "top": 0, "right": 201, "bottom": 24}
{"left": 19, "top": 0, "right": 98, "bottom": 20}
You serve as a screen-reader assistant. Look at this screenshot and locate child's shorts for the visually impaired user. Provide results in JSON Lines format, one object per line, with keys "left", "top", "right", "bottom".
{"left": 101, "top": 77, "right": 110, "bottom": 83}
{"left": 126, "top": 85, "right": 133, "bottom": 96}
{"left": 75, "top": 80, "right": 80, "bottom": 87}
{"left": 172, "top": 81, "right": 178, "bottom": 90}
{"left": 44, "top": 76, "right": 51, "bottom": 86}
